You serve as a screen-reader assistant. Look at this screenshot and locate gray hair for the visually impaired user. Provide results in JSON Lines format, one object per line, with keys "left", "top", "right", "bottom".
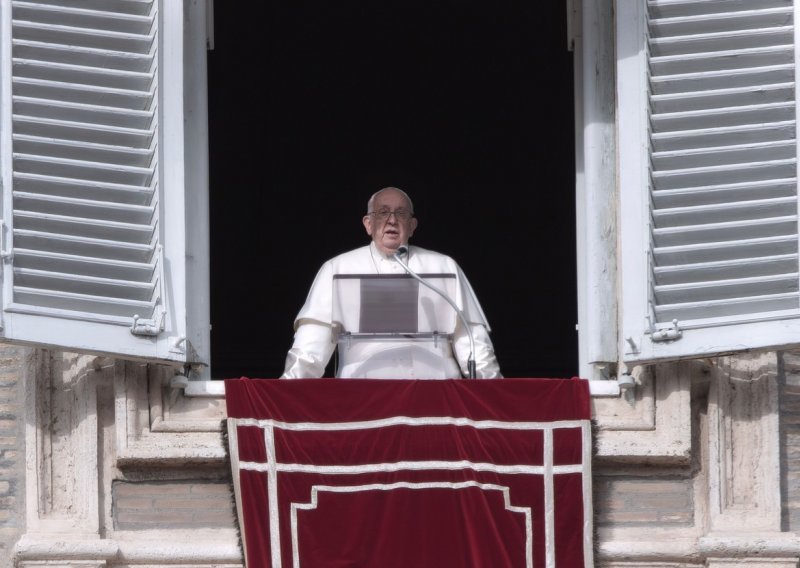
{"left": 366, "top": 187, "right": 414, "bottom": 215}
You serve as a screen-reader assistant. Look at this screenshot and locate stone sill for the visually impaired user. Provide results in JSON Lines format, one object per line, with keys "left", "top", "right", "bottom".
{"left": 598, "top": 534, "right": 800, "bottom": 562}
{"left": 175, "top": 378, "right": 622, "bottom": 397}
{"left": 15, "top": 533, "right": 242, "bottom": 564}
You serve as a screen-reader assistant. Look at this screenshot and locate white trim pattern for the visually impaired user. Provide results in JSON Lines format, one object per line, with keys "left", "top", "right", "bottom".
{"left": 229, "top": 415, "right": 594, "bottom": 568}
{"left": 290, "top": 482, "right": 534, "bottom": 568}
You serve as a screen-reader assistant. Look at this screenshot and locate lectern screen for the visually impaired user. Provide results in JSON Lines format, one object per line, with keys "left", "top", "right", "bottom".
{"left": 332, "top": 274, "right": 457, "bottom": 334}
{"left": 359, "top": 277, "right": 418, "bottom": 332}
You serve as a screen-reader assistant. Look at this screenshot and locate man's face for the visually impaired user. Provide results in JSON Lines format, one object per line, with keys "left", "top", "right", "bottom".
{"left": 362, "top": 189, "right": 418, "bottom": 256}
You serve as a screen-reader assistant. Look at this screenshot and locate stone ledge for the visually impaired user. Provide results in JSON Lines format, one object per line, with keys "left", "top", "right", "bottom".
{"left": 597, "top": 537, "right": 700, "bottom": 563}
{"left": 14, "top": 532, "right": 242, "bottom": 564}
{"left": 177, "top": 379, "right": 621, "bottom": 397}
{"left": 116, "top": 444, "right": 228, "bottom": 467}
{"left": 699, "top": 534, "right": 800, "bottom": 557}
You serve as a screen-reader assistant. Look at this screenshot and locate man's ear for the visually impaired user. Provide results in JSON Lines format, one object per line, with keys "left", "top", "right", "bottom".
{"left": 409, "top": 217, "right": 418, "bottom": 237}
{"left": 363, "top": 215, "right": 373, "bottom": 236}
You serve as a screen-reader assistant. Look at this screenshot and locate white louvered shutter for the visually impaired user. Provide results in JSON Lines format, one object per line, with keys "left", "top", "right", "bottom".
{"left": 617, "top": 0, "right": 800, "bottom": 363}
{"left": 0, "top": 0, "right": 209, "bottom": 365}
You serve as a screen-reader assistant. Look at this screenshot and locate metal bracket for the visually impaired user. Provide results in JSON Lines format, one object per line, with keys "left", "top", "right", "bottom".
{"left": 130, "top": 244, "right": 166, "bottom": 337}
{"left": 131, "top": 306, "right": 165, "bottom": 336}
{"left": 648, "top": 316, "right": 683, "bottom": 342}
{"left": 168, "top": 336, "right": 187, "bottom": 355}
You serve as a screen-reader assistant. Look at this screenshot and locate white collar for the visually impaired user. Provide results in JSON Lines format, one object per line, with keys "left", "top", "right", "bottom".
{"left": 369, "top": 241, "right": 408, "bottom": 260}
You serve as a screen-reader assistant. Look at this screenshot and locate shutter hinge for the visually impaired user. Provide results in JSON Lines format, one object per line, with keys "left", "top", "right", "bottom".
{"left": 130, "top": 244, "right": 166, "bottom": 337}
{"left": 647, "top": 316, "right": 683, "bottom": 342}
{"left": 0, "top": 220, "right": 13, "bottom": 261}
{"left": 169, "top": 336, "right": 186, "bottom": 355}
{"left": 131, "top": 307, "right": 165, "bottom": 336}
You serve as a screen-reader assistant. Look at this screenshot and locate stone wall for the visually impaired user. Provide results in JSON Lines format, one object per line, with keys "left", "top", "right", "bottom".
{"left": 7, "top": 347, "right": 800, "bottom": 567}
{"left": 113, "top": 480, "right": 236, "bottom": 530}
{"left": 780, "top": 350, "right": 800, "bottom": 532}
{"left": 595, "top": 477, "right": 695, "bottom": 527}
{"left": 0, "top": 345, "right": 27, "bottom": 568}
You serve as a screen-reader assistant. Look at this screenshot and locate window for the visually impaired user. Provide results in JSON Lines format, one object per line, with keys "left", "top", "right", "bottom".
{"left": 2, "top": 0, "right": 580, "bottom": 379}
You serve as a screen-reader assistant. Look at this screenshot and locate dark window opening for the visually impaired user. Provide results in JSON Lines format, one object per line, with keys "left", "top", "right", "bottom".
{"left": 208, "top": 1, "right": 577, "bottom": 379}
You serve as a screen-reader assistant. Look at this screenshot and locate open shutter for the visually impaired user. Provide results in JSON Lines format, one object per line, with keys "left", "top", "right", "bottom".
{"left": 617, "top": 0, "right": 800, "bottom": 363}
{"left": 0, "top": 0, "right": 209, "bottom": 365}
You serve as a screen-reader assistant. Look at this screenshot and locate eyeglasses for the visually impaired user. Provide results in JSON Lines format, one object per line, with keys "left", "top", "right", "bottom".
{"left": 369, "top": 208, "right": 413, "bottom": 221}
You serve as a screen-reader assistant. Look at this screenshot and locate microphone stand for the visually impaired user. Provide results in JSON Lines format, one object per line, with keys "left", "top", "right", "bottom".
{"left": 393, "top": 246, "right": 477, "bottom": 379}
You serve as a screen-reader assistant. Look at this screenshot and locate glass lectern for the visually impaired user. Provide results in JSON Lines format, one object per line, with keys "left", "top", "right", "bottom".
{"left": 332, "top": 273, "right": 461, "bottom": 379}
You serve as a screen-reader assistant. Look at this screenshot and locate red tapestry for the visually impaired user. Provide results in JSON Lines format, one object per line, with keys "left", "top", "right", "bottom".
{"left": 225, "top": 378, "right": 593, "bottom": 568}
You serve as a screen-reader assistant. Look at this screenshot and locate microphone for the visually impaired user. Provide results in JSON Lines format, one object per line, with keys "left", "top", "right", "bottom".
{"left": 393, "top": 245, "right": 477, "bottom": 379}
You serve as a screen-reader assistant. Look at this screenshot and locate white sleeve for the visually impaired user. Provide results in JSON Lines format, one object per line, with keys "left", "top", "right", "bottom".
{"left": 280, "top": 321, "right": 336, "bottom": 378}
{"left": 452, "top": 321, "right": 503, "bottom": 379}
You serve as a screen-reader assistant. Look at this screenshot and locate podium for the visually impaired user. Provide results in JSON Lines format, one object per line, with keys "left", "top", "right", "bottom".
{"left": 225, "top": 377, "right": 594, "bottom": 568}
{"left": 331, "top": 273, "right": 462, "bottom": 379}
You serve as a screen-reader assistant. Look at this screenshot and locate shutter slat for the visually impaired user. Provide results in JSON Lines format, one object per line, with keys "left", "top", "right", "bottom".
{"left": 651, "top": 101, "right": 795, "bottom": 132}
{"left": 13, "top": 39, "right": 154, "bottom": 72}
{"left": 651, "top": 159, "right": 797, "bottom": 190}
{"left": 652, "top": 196, "right": 796, "bottom": 227}
{"left": 14, "top": 267, "right": 155, "bottom": 302}
{"left": 652, "top": 140, "right": 795, "bottom": 170}
{"left": 652, "top": 216, "right": 797, "bottom": 247}
{"left": 13, "top": 134, "right": 154, "bottom": 166}
{"left": 654, "top": 272, "right": 798, "bottom": 305}
{"left": 650, "top": 27, "right": 793, "bottom": 57}
{"left": 652, "top": 178, "right": 796, "bottom": 208}
{"left": 13, "top": 229, "right": 155, "bottom": 263}
{"left": 13, "top": 286, "right": 155, "bottom": 318}
{"left": 651, "top": 64, "right": 794, "bottom": 95}
{"left": 651, "top": 45, "right": 794, "bottom": 75}
{"left": 649, "top": 8, "right": 793, "bottom": 37}
{"left": 14, "top": 96, "right": 155, "bottom": 128}
{"left": 13, "top": 191, "right": 155, "bottom": 224}
{"left": 15, "top": 0, "right": 154, "bottom": 17}
{"left": 13, "top": 210, "right": 155, "bottom": 243}
{"left": 14, "top": 248, "right": 155, "bottom": 281}
{"left": 654, "top": 292, "right": 799, "bottom": 321}
{"left": 649, "top": 0, "right": 792, "bottom": 20}
{"left": 11, "top": 21, "right": 154, "bottom": 53}
{"left": 653, "top": 234, "right": 798, "bottom": 265}
{"left": 13, "top": 1, "right": 154, "bottom": 34}
{"left": 13, "top": 153, "right": 154, "bottom": 185}
{"left": 13, "top": 58, "right": 154, "bottom": 91}
{"left": 13, "top": 117, "right": 153, "bottom": 148}
{"left": 13, "top": 172, "right": 154, "bottom": 204}
{"left": 654, "top": 253, "right": 798, "bottom": 284}
{"left": 652, "top": 83, "right": 793, "bottom": 114}
{"left": 12, "top": 77, "right": 153, "bottom": 109}
{"left": 652, "top": 123, "right": 795, "bottom": 152}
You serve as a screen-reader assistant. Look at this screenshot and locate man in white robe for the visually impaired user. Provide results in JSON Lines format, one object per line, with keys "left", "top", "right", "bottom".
{"left": 281, "top": 187, "right": 502, "bottom": 379}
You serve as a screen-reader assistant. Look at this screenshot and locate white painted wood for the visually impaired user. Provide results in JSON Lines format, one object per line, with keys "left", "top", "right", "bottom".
{"left": 618, "top": 0, "right": 800, "bottom": 363}
{"left": 575, "top": 0, "right": 618, "bottom": 379}
{"left": 616, "top": 0, "right": 652, "bottom": 362}
{"left": 0, "top": 0, "right": 209, "bottom": 366}
{"left": 0, "top": 0, "right": 13, "bottom": 334}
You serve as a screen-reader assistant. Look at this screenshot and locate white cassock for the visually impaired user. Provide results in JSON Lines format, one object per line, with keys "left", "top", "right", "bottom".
{"left": 281, "top": 242, "right": 502, "bottom": 379}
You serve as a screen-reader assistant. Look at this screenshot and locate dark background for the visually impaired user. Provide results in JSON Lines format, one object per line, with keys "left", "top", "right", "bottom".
{"left": 207, "top": 0, "right": 577, "bottom": 379}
